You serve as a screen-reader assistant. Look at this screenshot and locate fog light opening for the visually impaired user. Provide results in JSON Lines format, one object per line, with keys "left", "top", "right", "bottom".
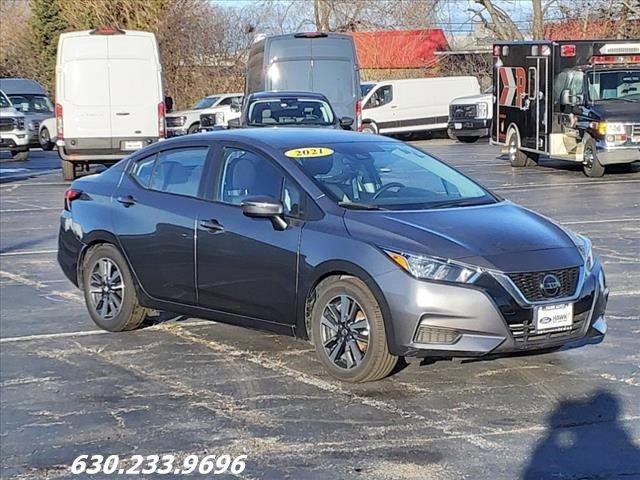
{"left": 414, "top": 325, "right": 461, "bottom": 345}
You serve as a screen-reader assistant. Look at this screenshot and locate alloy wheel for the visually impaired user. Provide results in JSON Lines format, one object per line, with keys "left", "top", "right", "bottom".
{"left": 508, "top": 137, "right": 517, "bottom": 163}
{"left": 584, "top": 146, "right": 595, "bottom": 171}
{"left": 320, "top": 295, "right": 370, "bottom": 369}
{"left": 88, "top": 258, "right": 124, "bottom": 320}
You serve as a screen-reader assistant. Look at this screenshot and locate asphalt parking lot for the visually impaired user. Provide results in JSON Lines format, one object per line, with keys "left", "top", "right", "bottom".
{"left": 1, "top": 141, "right": 639, "bottom": 480}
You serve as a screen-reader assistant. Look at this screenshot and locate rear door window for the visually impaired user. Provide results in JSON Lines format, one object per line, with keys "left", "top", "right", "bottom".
{"left": 148, "top": 147, "right": 209, "bottom": 197}
{"left": 312, "top": 60, "right": 355, "bottom": 103}
{"left": 269, "top": 60, "right": 312, "bottom": 91}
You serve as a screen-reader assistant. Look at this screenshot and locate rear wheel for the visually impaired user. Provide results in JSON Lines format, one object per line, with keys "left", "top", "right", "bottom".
{"left": 507, "top": 129, "right": 535, "bottom": 167}
{"left": 10, "top": 150, "right": 28, "bottom": 161}
{"left": 457, "top": 136, "right": 479, "bottom": 143}
{"left": 311, "top": 276, "right": 397, "bottom": 382}
{"left": 361, "top": 122, "right": 378, "bottom": 135}
{"left": 39, "top": 127, "right": 54, "bottom": 150}
{"left": 582, "top": 138, "right": 605, "bottom": 177}
{"left": 82, "top": 244, "right": 149, "bottom": 332}
{"left": 62, "top": 160, "right": 76, "bottom": 181}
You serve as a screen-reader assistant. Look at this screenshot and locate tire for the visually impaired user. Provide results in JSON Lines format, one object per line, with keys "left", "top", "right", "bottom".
{"left": 507, "top": 129, "right": 534, "bottom": 167}
{"left": 187, "top": 123, "right": 200, "bottom": 135}
{"left": 39, "top": 127, "right": 54, "bottom": 150}
{"left": 582, "top": 138, "right": 605, "bottom": 177}
{"left": 311, "top": 276, "right": 397, "bottom": 383}
{"left": 62, "top": 160, "right": 76, "bottom": 181}
{"left": 457, "top": 136, "right": 479, "bottom": 143}
{"left": 82, "top": 244, "right": 149, "bottom": 332}
{"left": 361, "top": 122, "right": 378, "bottom": 135}
{"left": 10, "top": 150, "right": 28, "bottom": 161}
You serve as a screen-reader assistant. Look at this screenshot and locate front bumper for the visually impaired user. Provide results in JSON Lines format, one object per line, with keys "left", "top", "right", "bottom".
{"left": 375, "top": 262, "right": 607, "bottom": 358}
{"left": 448, "top": 119, "right": 490, "bottom": 138}
{"left": 0, "top": 132, "right": 29, "bottom": 150}
{"left": 595, "top": 141, "right": 640, "bottom": 165}
{"left": 166, "top": 127, "right": 188, "bottom": 137}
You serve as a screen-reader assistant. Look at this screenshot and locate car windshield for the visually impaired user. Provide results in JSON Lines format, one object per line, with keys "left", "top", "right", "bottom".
{"left": 0, "top": 92, "right": 11, "bottom": 108}
{"left": 192, "top": 96, "right": 219, "bottom": 109}
{"left": 291, "top": 142, "right": 497, "bottom": 210}
{"left": 588, "top": 69, "right": 640, "bottom": 102}
{"left": 248, "top": 98, "right": 335, "bottom": 127}
{"left": 8, "top": 94, "right": 53, "bottom": 113}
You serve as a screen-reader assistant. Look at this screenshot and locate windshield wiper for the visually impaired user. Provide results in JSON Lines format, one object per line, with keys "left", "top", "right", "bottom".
{"left": 338, "top": 201, "right": 383, "bottom": 210}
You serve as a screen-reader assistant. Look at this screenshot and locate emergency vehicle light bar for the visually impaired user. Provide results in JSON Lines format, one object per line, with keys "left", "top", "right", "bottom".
{"left": 591, "top": 55, "right": 640, "bottom": 65}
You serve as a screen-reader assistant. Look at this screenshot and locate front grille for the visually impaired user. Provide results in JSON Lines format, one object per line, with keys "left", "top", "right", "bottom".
{"left": 165, "top": 116, "right": 185, "bottom": 127}
{"left": 0, "top": 118, "right": 17, "bottom": 132}
{"left": 200, "top": 114, "right": 216, "bottom": 127}
{"left": 628, "top": 123, "right": 640, "bottom": 144}
{"left": 507, "top": 267, "right": 580, "bottom": 302}
{"left": 450, "top": 104, "right": 477, "bottom": 120}
{"left": 509, "top": 310, "right": 588, "bottom": 345}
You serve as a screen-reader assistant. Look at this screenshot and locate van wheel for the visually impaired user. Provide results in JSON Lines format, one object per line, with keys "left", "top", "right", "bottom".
{"left": 458, "top": 136, "right": 479, "bottom": 143}
{"left": 10, "top": 150, "right": 29, "bottom": 161}
{"left": 39, "top": 127, "right": 55, "bottom": 150}
{"left": 507, "top": 129, "right": 534, "bottom": 167}
{"left": 82, "top": 244, "right": 149, "bottom": 332}
{"left": 361, "top": 122, "right": 378, "bottom": 135}
{"left": 311, "top": 276, "right": 397, "bottom": 383}
{"left": 187, "top": 123, "right": 200, "bottom": 135}
{"left": 62, "top": 160, "right": 76, "bottom": 181}
{"left": 583, "top": 139, "right": 605, "bottom": 177}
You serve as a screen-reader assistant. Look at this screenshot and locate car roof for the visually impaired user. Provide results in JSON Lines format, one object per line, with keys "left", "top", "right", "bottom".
{"left": 248, "top": 90, "right": 329, "bottom": 100}
{"left": 191, "top": 128, "right": 398, "bottom": 150}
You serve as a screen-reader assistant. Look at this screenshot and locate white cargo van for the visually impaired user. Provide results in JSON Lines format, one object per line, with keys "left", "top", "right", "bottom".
{"left": 56, "top": 28, "right": 164, "bottom": 180}
{"left": 360, "top": 77, "right": 480, "bottom": 136}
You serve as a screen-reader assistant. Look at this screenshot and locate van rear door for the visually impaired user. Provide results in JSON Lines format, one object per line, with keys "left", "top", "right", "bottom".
{"left": 59, "top": 35, "right": 112, "bottom": 141}
{"left": 107, "top": 34, "right": 161, "bottom": 149}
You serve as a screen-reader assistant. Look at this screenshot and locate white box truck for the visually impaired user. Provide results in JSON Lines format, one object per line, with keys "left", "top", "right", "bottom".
{"left": 360, "top": 77, "right": 480, "bottom": 136}
{"left": 55, "top": 27, "right": 164, "bottom": 180}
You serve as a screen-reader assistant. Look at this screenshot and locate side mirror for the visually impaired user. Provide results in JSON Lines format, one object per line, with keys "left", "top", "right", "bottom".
{"left": 339, "top": 116, "right": 354, "bottom": 129}
{"left": 560, "top": 89, "right": 575, "bottom": 106}
{"left": 227, "top": 117, "right": 241, "bottom": 128}
{"left": 241, "top": 196, "right": 287, "bottom": 230}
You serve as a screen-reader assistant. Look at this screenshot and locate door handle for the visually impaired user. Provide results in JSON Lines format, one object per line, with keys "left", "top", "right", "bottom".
{"left": 390, "top": 105, "right": 398, "bottom": 109}
{"left": 116, "top": 195, "right": 136, "bottom": 207}
{"left": 115, "top": 112, "right": 130, "bottom": 116}
{"left": 200, "top": 219, "right": 225, "bottom": 233}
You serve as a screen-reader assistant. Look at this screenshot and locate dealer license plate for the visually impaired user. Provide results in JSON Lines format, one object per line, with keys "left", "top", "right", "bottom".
{"left": 534, "top": 303, "right": 573, "bottom": 332}
{"left": 454, "top": 123, "right": 462, "bottom": 130}
{"left": 122, "top": 140, "right": 144, "bottom": 151}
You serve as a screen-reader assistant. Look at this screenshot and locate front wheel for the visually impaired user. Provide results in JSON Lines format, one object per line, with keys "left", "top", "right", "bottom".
{"left": 82, "top": 244, "right": 150, "bottom": 332}
{"left": 457, "top": 136, "right": 479, "bottom": 143}
{"left": 39, "top": 127, "right": 55, "bottom": 150}
{"left": 187, "top": 123, "right": 200, "bottom": 135}
{"left": 10, "top": 149, "right": 29, "bottom": 161}
{"left": 311, "top": 276, "right": 397, "bottom": 382}
{"left": 583, "top": 138, "right": 605, "bottom": 177}
{"left": 361, "top": 122, "right": 378, "bottom": 135}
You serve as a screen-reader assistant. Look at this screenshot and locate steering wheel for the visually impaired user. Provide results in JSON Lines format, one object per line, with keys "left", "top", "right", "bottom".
{"left": 372, "top": 182, "right": 405, "bottom": 200}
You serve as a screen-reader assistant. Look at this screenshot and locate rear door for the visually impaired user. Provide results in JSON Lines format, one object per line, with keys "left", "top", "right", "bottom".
{"left": 59, "top": 35, "right": 111, "bottom": 139}
{"left": 108, "top": 34, "right": 160, "bottom": 147}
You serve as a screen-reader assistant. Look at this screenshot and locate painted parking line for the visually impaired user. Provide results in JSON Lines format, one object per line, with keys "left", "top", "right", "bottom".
{"left": 493, "top": 179, "right": 640, "bottom": 190}
{"left": 0, "top": 207, "right": 61, "bottom": 213}
{"left": 561, "top": 218, "right": 640, "bottom": 225}
{"left": 0, "top": 249, "right": 58, "bottom": 257}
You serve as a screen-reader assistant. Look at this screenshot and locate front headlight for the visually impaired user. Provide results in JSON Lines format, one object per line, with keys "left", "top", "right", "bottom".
{"left": 16, "top": 118, "right": 25, "bottom": 130}
{"left": 597, "top": 122, "right": 625, "bottom": 135}
{"left": 215, "top": 111, "right": 225, "bottom": 124}
{"left": 476, "top": 102, "right": 489, "bottom": 119}
{"left": 28, "top": 120, "right": 39, "bottom": 131}
{"left": 384, "top": 250, "right": 480, "bottom": 283}
{"left": 565, "top": 231, "right": 594, "bottom": 274}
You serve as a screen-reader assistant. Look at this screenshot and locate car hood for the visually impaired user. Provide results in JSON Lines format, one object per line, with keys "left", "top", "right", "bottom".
{"left": 344, "top": 201, "right": 583, "bottom": 273}
{"left": 450, "top": 93, "right": 492, "bottom": 105}
{"left": 20, "top": 111, "right": 51, "bottom": 122}
{"left": 0, "top": 107, "right": 24, "bottom": 118}
{"left": 167, "top": 109, "right": 201, "bottom": 118}
{"left": 591, "top": 101, "right": 640, "bottom": 123}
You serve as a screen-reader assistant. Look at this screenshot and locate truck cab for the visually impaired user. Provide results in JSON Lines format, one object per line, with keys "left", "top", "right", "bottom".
{"left": 448, "top": 86, "right": 493, "bottom": 143}
{"left": 0, "top": 89, "right": 30, "bottom": 161}
{"left": 492, "top": 40, "right": 639, "bottom": 177}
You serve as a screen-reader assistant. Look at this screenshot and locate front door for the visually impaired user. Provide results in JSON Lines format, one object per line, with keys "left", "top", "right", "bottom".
{"left": 113, "top": 145, "right": 211, "bottom": 304}
{"left": 196, "top": 144, "right": 301, "bottom": 325}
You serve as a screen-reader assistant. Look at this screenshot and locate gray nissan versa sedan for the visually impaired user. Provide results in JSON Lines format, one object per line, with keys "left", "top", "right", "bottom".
{"left": 58, "top": 128, "right": 608, "bottom": 382}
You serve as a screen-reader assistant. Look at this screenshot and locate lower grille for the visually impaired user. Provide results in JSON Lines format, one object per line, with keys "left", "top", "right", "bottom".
{"left": 509, "top": 310, "right": 588, "bottom": 345}
{"left": 507, "top": 267, "right": 580, "bottom": 302}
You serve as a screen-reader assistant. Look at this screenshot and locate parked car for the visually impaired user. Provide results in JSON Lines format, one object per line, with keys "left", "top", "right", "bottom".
{"left": 448, "top": 86, "right": 493, "bottom": 143}
{"left": 0, "top": 77, "right": 53, "bottom": 147}
{"left": 56, "top": 27, "right": 165, "bottom": 180}
{"left": 228, "top": 91, "right": 353, "bottom": 129}
{"left": 245, "top": 32, "right": 361, "bottom": 129}
{"left": 39, "top": 117, "right": 57, "bottom": 150}
{"left": 58, "top": 128, "right": 607, "bottom": 383}
{"left": 0, "top": 89, "right": 30, "bottom": 161}
{"left": 197, "top": 93, "right": 244, "bottom": 132}
{"left": 166, "top": 94, "right": 242, "bottom": 136}
{"left": 360, "top": 77, "right": 480, "bottom": 136}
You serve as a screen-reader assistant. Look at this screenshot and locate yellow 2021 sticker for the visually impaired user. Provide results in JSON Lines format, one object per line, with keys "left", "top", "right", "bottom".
{"left": 284, "top": 147, "right": 334, "bottom": 158}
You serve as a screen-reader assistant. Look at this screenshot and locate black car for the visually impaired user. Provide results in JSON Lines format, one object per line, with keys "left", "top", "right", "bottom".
{"left": 228, "top": 91, "right": 354, "bottom": 130}
{"left": 58, "top": 129, "right": 607, "bottom": 382}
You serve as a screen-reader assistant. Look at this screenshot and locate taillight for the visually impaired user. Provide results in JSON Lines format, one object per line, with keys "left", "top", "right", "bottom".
{"left": 55, "top": 103, "right": 63, "bottom": 140}
{"left": 158, "top": 101, "right": 165, "bottom": 139}
{"left": 355, "top": 100, "right": 362, "bottom": 131}
{"left": 64, "top": 188, "right": 82, "bottom": 211}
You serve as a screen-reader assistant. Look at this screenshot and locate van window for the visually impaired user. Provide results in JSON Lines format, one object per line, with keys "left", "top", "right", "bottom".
{"left": 365, "top": 85, "right": 393, "bottom": 108}
{"left": 269, "top": 60, "right": 312, "bottom": 91}
{"left": 312, "top": 60, "right": 355, "bottom": 103}
{"left": 149, "top": 148, "right": 208, "bottom": 197}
